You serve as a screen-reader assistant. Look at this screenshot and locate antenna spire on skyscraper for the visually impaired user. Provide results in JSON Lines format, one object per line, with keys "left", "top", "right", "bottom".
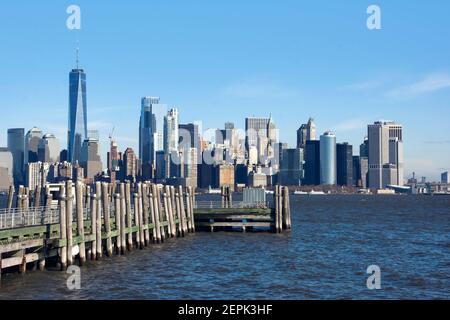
{"left": 76, "top": 40, "right": 80, "bottom": 69}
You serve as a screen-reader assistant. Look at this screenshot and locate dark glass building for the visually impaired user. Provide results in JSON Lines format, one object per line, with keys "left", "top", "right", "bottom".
{"left": 337, "top": 143, "right": 353, "bottom": 186}
{"left": 68, "top": 68, "right": 87, "bottom": 163}
{"left": 304, "top": 140, "right": 320, "bottom": 185}
{"left": 7, "top": 128, "right": 25, "bottom": 186}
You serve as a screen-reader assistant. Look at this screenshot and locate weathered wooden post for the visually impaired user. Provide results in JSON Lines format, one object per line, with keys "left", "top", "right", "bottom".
{"left": 151, "top": 184, "right": 162, "bottom": 243}
{"left": 102, "top": 183, "right": 113, "bottom": 257}
{"left": 119, "top": 183, "right": 127, "bottom": 254}
{"left": 278, "top": 186, "right": 283, "bottom": 233}
{"left": 66, "top": 180, "right": 74, "bottom": 266}
{"left": 125, "top": 182, "right": 133, "bottom": 251}
{"left": 138, "top": 184, "right": 145, "bottom": 248}
{"left": 114, "top": 193, "right": 122, "bottom": 255}
{"left": 178, "top": 186, "right": 188, "bottom": 235}
{"left": 282, "top": 186, "right": 290, "bottom": 230}
{"left": 148, "top": 187, "right": 159, "bottom": 243}
{"left": 175, "top": 188, "right": 183, "bottom": 237}
{"left": 185, "top": 187, "right": 193, "bottom": 232}
{"left": 90, "top": 194, "right": 97, "bottom": 260}
{"left": 133, "top": 192, "right": 143, "bottom": 248}
{"left": 59, "top": 184, "right": 67, "bottom": 270}
{"left": 95, "top": 182, "right": 103, "bottom": 259}
{"left": 189, "top": 187, "right": 196, "bottom": 233}
{"left": 156, "top": 185, "right": 166, "bottom": 241}
{"left": 169, "top": 186, "right": 179, "bottom": 236}
{"left": 274, "top": 185, "right": 280, "bottom": 233}
{"left": 162, "top": 189, "right": 172, "bottom": 237}
{"left": 75, "top": 182, "right": 86, "bottom": 265}
{"left": 7, "top": 185, "right": 14, "bottom": 212}
{"left": 141, "top": 183, "right": 150, "bottom": 246}
{"left": 165, "top": 186, "right": 176, "bottom": 237}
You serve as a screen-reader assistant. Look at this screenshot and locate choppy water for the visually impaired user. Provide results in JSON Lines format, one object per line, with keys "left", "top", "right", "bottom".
{"left": 0, "top": 195, "right": 449, "bottom": 300}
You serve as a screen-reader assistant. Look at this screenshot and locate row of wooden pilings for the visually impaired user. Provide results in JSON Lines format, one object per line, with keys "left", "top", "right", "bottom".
{"left": 5, "top": 185, "right": 53, "bottom": 212}
{"left": 53, "top": 181, "right": 195, "bottom": 270}
{"left": 274, "top": 186, "right": 292, "bottom": 233}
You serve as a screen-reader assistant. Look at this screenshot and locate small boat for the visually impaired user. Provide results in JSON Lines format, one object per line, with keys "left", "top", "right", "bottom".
{"left": 265, "top": 190, "right": 274, "bottom": 195}
{"left": 206, "top": 186, "right": 221, "bottom": 194}
{"left": 294, "top": 191, "right": 308, "bottom": 195}
{"left": 309, "top": 191, "right": 326, "bottom": 195}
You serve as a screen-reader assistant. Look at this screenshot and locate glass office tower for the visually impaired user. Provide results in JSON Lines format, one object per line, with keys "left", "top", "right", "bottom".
{"left": 68, "top": 68, "right": 88, "bottom": 164}
{"left": 320, "top": 131, "right": 337, "bottom": 185}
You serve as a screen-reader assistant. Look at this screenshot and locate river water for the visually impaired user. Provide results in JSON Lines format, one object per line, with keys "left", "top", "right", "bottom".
{"left": 0, "top": 195, "right": 449, "bottom": 300}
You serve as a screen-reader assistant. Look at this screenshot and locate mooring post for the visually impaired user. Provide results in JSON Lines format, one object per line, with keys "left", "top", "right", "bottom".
{"left": 59, "top": 184, "right": 67, "bottom": 270}
{"left": 101, "top": 183, "right": 113, "bottom": 257}
{"left": 274, "top": 185, "right": 280, "bottom": 233}
{"left": 185, "top": 188, "right": 193, "bottom": 232}
{"left": 66, "top": 180, "right": 74, "bottom": 266}
{"left": 157, "top": 186, "right": 166, "bottom": 241}
{"left": 75, "top": 182, "right": 86, "bottom": 265}
{"left": 162, "top": 190, "right": 172, "bottom": 237}
{"left": 114, "top": 193, "right": 122, "bottom": 255}
{"left": 169, "top": 186, "right": 178, "bottom": 237}
{"left": 148, "top": 187, "right": 157, "bottom": 242}
{"left": 90, "top": 194, "right": 97, "bottom": 260}
{"left": 132, "top": 192, "right": 141, "bottom": 248}
{"left": 125, "top": 182, "right": 133, "bottom": 251}
{"left": 7, "top": 185, "right": 14, "bottom": 213}
{"left": 151, "top": 184, "right": 162, "bottom": 243}
{"left": 137, "top": 184, "right": 145, "bottom": 248}
{"left": 178, "top": 186, "right": 188, "bottom": 235}
{"left": 95, "top": 182, "right": 103, "bottom": 259}
{"left": 141, "top": 183, "right": 150, "bottom": 246}
{"left": 278, "top": 186, "right": 283, "bottom": 233}
{"left": 119, "top": 183, "right": 127, "bottom": 254}
{"left": 174, "top": 188, "right": 183, "bottom": 237}
{"left": 283, "top": 186, "right": 290, "bottom": 230}
{"left": 85, "top": 186, "right": 92, "bottom": 260}
{"left": 189, "top": 187, "right": 196, "bottom": 233}
{"left": 165, "top": 186, "right": 176, "bottom": 237}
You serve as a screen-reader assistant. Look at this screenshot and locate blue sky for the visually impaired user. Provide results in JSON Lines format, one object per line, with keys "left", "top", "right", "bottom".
{"left": 0, "top": 0, "right": 449, "bottom": 180}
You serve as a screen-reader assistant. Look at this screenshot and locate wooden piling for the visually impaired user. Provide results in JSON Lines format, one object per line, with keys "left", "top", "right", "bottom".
{"left": 119, "top": 183, "right": 127, "bottom": 254}
{"left": 189, "top": 187, "right": 196, "bottom": 233}
{"left": 95, "top": 182, "right": 103, "bottom": 259}
{"left": 141, "top": 184, "right": 150, "bottom": 246}
{"left": 114, "top": 193, "right": 122, "bottom": 255}
{"left": 102, "top": 183, "right": 113, "bottom": 257}
{"left": 165, "top": 186, "right": 176, "bottom": 237}
{"left": 58, "top": 184, "right": 67, "bottom": 270}
{"left": 178, "top": 186, "right": 188, "bottom": 235}
{"left": 75, "top": 182, "right": 86, "bottom": 265}
{"left": 7, "top": 185, "right": 14, "bottom": 212}
{"left": 151, "top": 184, "right": 162, "bottom": 243}
{"left": 156, "top": 185, "right": 166, "bottom": 241}
{"left": 125, "top": 182, "right": 133, "bottom": 251}
{"left": 90, "top": 194, "right": 97, "bottom": 260}
{"left": 66, "top": 181, "right": 74, "bottom": 266}
{"left": 185, "top": 188, "right": 193, "bottom": 232}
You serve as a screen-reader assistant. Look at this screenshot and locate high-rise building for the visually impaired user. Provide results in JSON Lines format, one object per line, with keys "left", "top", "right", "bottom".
{"left": 68, "top": 68, "right": 88, "bottom": 163}
{"left": 279, "top": 148, "right": 304, "bottom": 186}
{"left": 38, "top": 134, "right": 60, "bottom": 163}
{"left": 360, "top": 137, "right": 369, "bottom": 158}
{"left": 245, "top": 117, "right": 270, "bottom": 151}
{"left": 164, "top": 108, "right": 179, "bottom": 153}
{"left": 80, "top": 137, "right": 103, "bottom": 181}
{"left": 0, "top": 148, "right": 13, "bottom": 189}
{"left": 352, "top": 156, "right": 361, "bottom": 187}
{"left": 368, "top": 121, "right": 404, "bottom": 189}
{"left": 245, "top": 116, "right": 277, "bottom": 164}
{"left": 442, "top": 172, "right": 449, "bottom": 184}
{"left": 320, "top": 131, "right": 337, "bottom": 185}
{"left": 122, "top": 148, "right": 137, "bottom": 182}
{"left": 337, "top": 143, "right": 353, "bottom": 186}
{"left": 297, "top": 118, "right": 316, "bottom": 149}
{"left": 360, "top": 157, "right": 369, "bottom": 189}
{"left": 25, "top": 127, "right": 43, "bottom": 165}
{"left": 304, "top": 140, "right": 320, "bottom": 185}
{"left": 7, "top": 128, "right": 25, "bottom": 186}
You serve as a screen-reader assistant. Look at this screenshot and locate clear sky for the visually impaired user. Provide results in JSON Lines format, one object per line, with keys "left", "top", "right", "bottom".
{"left": 1, "top": 0, "right": 449, "bottom": 181}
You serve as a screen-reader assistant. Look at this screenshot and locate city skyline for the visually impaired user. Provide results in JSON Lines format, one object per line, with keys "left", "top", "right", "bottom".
{"left": 1, "top": 2, "right": 450, "bottom": 180}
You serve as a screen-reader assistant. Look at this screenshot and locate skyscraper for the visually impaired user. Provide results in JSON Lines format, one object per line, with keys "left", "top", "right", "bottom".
{"left": 297, "top": 118, "right": 316, "bottom": 149}
{"left": 164, "top": 108, "right": 179, "bottom": 154}
{"left": 7, "top": 128, "right": 25, "bottom": 186}
{"left": 320, "top": 131, "right": 337, "bottom": 185}
{"left": 245, "top": 116, "right": 277, "bottom": 164}
{"left": 25, "top": 127, "right": 43, "bottom": 165}
{"left": 80, "top": 137, "right": 103, "bottom": 181}
{"left": 68, "top": 68, "right": 88, "bottom": 164}
{"left": 279, "top": 148, "right": 304, "bottom": 186}
{"left": 139, "top": 97, "right": 167, "bottom": 178}
{"left": 0, "top": 148, "right": 13, "bottom": 189}
{"left": 38, "top": 134, "right": 60, "bottom": 163}
{"left": 337, "top": 143, "right": 353, "bottom": 186}
{"left": 304, "top": 140, "right": 320, "bottom": 185}
{"left": 368, "top": 121, "right": 404, "bottom": 189}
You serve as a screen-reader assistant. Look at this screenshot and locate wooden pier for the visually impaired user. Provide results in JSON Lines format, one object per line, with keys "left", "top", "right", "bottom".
{"left": 195, "top": 186, "right": 291, "bottom": 233}
{"left": 0, "top": 183, "right": 291, "bottom": 282}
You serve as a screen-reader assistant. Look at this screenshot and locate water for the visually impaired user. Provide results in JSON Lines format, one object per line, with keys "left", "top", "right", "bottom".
{"left": 0, "top": 195, "right": 449, "bottom": 300}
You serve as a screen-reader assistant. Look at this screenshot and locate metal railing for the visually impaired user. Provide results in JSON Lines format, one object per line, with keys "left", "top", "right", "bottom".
{"left": 194, "top": 201, "right": 270, "bottom": 209}
{"left": 0, "top": 206, "right": 60, "bottom": 230}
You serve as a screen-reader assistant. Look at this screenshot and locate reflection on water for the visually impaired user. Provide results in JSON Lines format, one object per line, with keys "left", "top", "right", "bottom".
{"left": 0, "top": 195, "right": 449, "bottom": 300}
